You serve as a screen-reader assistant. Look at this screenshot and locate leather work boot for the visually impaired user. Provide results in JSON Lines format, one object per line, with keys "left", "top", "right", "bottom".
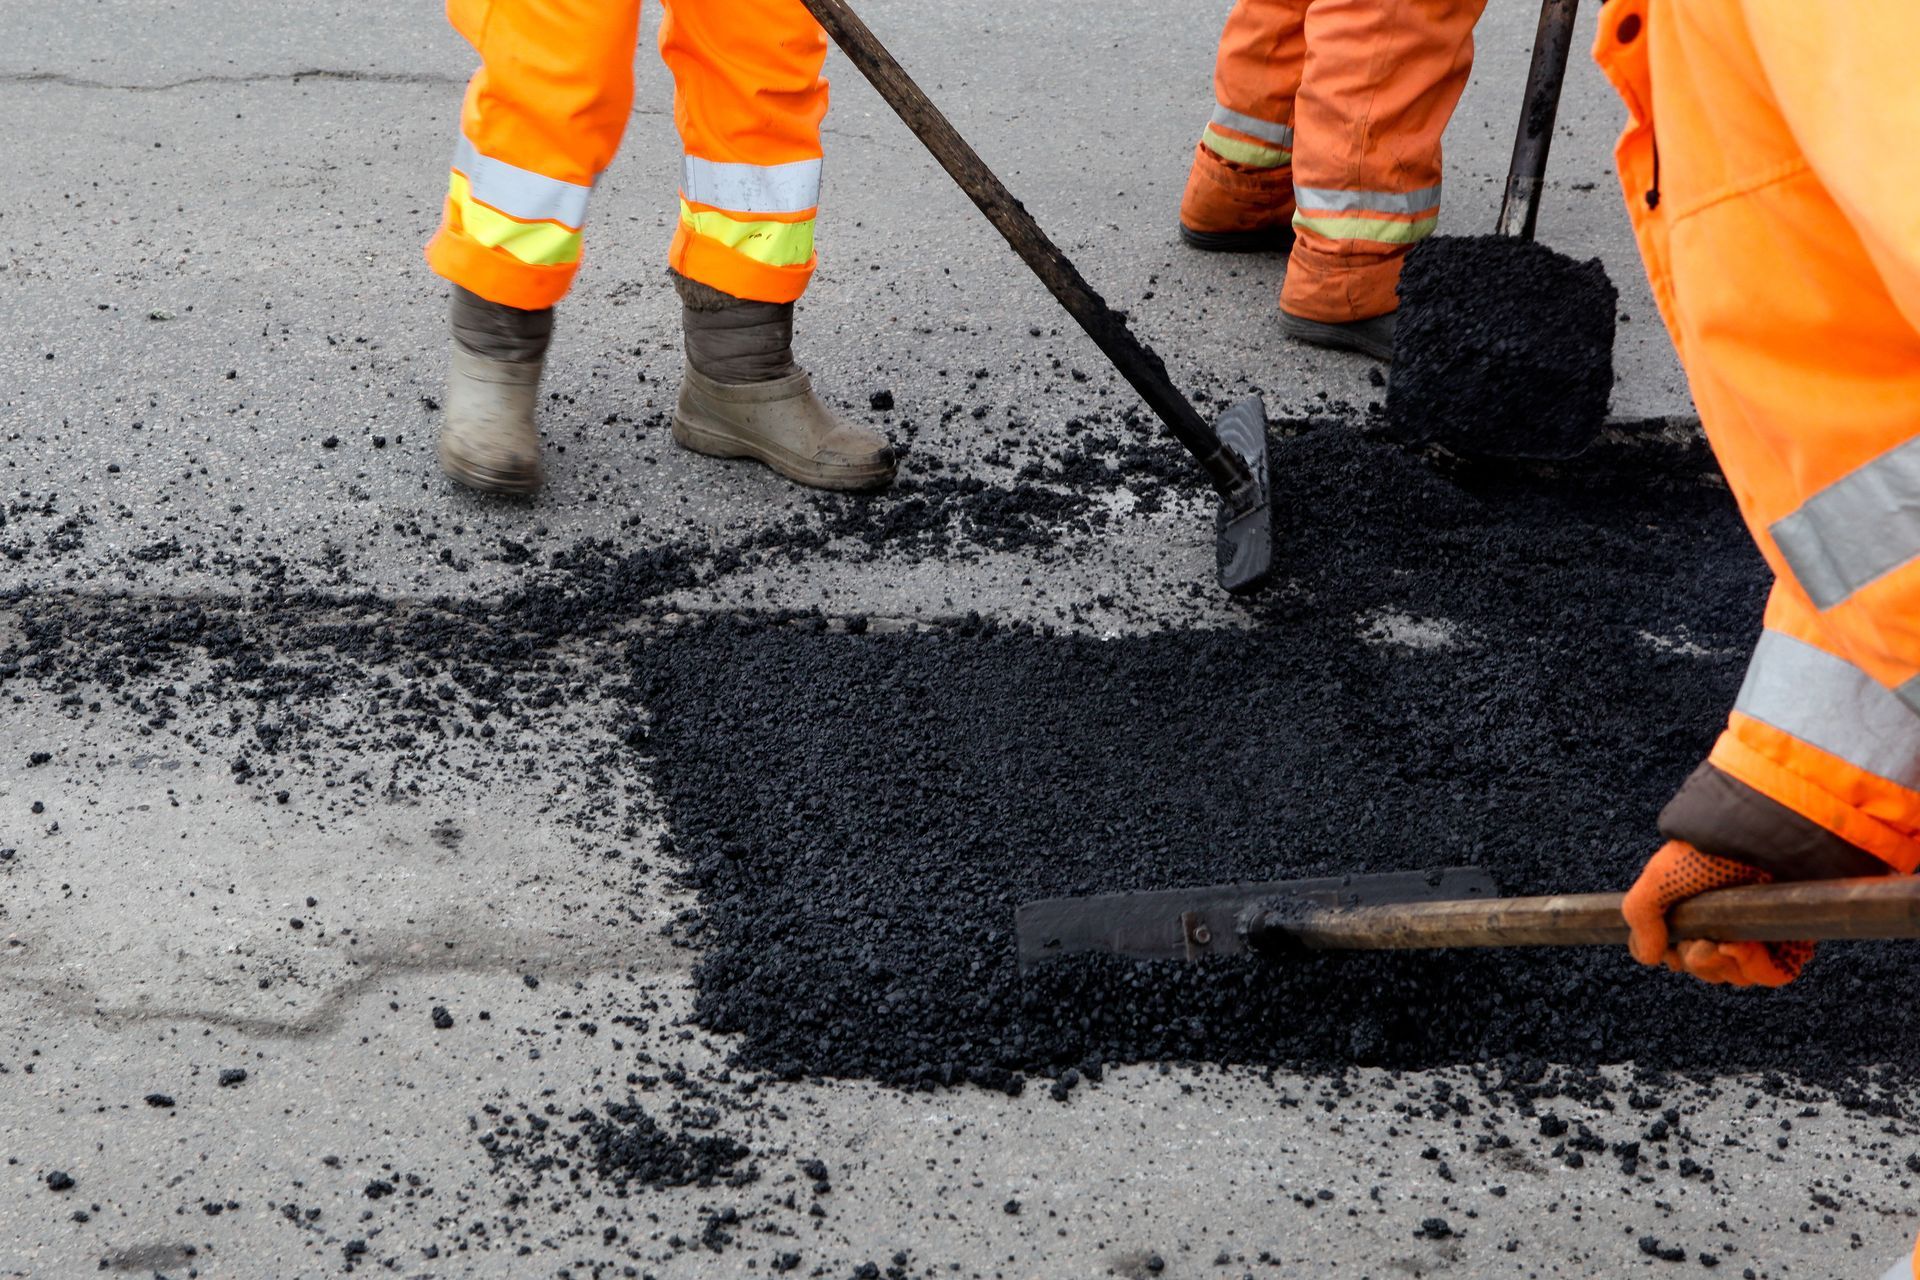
{"left": 1278, "top": 309, "right": 1397, "bottom": 362}
{"left": 438, "top": 285, "right": 552, "bottom": 495}
{"left": 670, "top": 271, "right": 897, "bottom": 492}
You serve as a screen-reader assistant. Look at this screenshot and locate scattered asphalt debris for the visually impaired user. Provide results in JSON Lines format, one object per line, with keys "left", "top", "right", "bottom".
{"left": 218, "top": 1069, "right": 248, "bottom": 1087}
{"left": 1388, "top": 235, "right": 1619, "bottom": 460}
{"left": 144, "top": 1093, "right": 176, "bottom": 1108}
{"left": 565, "top": 1100, "right": 756, "bottom": 1192}
{"left": 46, "top": 1171, "right": 75, "bottom": 1193}
{"left": 7, "top": 407, "right": 1917, "bottom": 1275}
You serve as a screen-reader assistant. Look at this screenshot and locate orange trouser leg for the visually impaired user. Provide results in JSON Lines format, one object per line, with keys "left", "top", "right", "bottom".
{"left": 1282, "top": 0, "right": 1484, "bottom": 323}
{"left": 1181, "top": 0, "right": 1308, "bottom": 236}
{"left": 1595, "top": 0, "right": 1920, "bottom": 871}
{"left": 425, "top": 0, "right": 643, "bottom": 310}
{"left": 660, "top": 0, "right": 827, "bottom": 304}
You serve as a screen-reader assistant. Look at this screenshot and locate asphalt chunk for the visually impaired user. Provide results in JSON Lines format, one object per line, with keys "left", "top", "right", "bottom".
{"left": 1389, "top": 234, "right": 1619, "bottom": 460}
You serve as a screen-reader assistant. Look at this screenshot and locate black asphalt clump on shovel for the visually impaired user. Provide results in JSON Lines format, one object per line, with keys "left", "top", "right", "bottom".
{"left": 1387, "top": 0, "right": 1619, "bottom": 461}
{"left": 798, "top": 0, "right": 1272, "bottom": 595}
{"left": 1391, "top": 236, "right": 1617, "bottom": 459}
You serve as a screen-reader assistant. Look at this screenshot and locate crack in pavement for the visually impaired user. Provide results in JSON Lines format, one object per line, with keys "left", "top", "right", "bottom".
{"left": 0, "top": 67, "right": 466, "bottom": 91}
{"left": 0, "top": 929, "right": 693, "bottom": 1039}
{"left": 0, "top": 68, "right": 900, "bottom": 138}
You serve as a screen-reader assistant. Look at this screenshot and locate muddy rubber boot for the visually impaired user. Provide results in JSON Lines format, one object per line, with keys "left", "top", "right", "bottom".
{"left": 670, "top": 272, "right": 896, "bottom": 492}
{"left": 438, "top": 286, "right": 553, "bottom": 495}
{"left": 1278, "top": 309, "right": 1397, "bottom": 362}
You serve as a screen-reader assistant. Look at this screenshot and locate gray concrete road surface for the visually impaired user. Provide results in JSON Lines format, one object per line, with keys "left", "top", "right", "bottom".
{"left": 6, "top": 3, "right": 1913, "bottom": 1279}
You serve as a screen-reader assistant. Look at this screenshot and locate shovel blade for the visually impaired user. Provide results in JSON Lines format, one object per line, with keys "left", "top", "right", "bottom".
{"left": 1015, "top": 866, "right": 1498, "bottom": 970}
{"left": 1212, "top": 395, "right": 1274, "bottom": 595}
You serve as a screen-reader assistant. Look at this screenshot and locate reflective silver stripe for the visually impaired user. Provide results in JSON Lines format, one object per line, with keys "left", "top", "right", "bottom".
{"left": 1899, "top": 672, "right": 1920, "bottom": 716}
{"left": 680, "top": 156, "right": 822, "bottom": 216}
{"left": 452, "top": 134, "right": 592, "bottom": 228}
{"left": 1770, "top": 435, "right": 1920, "bottom": 610}
{"left": 1209, "top": 104, "right": 1293, "bottom": 149}
{"left": 1735, "top": 629, "right": 1920, "bottom": 790}
{"left": 1294, "top": 183, "right": 1444, "bottom": 215}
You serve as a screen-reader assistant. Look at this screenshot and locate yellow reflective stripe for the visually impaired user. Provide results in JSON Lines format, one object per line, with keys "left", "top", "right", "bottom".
{"left": 1202, "top": 125, "right": 1291, "bottom": 169}
{"left": 450, "top": 173, "right": 582, "bottom": 267}
{"left": 678, "top": 199, "right": 815, "bottom": 267}
{"left": 1291, "top": 211, "right": 1439, "bottom": 245}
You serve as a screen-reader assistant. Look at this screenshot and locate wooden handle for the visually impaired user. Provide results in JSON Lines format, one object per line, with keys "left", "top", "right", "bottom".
{"left": 794, "top": 0, "right": 1255, "bottom": 502}
{"left": 1264, "top": 876, "right": 1920, "bottom": 952}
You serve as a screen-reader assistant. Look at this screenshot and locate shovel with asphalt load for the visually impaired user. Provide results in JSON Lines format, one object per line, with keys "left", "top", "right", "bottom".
{"left": 1386, "top": 0, "right": 1620, "bottom": 460}
{"left": 1015, "top": 869, "right": 1920, "bottom": 969}
{"left": 797, "top": 0, "right": 1274, "bottom": 595}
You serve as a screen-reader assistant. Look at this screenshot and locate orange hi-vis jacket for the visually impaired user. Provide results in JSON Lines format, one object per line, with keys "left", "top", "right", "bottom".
{"left": 1182, "top": 0, "right": 1488, "bottom": 323}
{"left": 426, "top": 0, "right": 829, "bottom": 311}
{"left": 1598, "top": 0, "right": 1920, "bottom": 881}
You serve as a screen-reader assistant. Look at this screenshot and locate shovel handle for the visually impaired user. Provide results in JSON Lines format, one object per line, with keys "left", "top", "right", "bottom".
{"left": 794, "top": 0, "right": 1255, "bottom": 502}
{"left": 1257, "top": 875, "right": 1920, "bottom": 952}
{"left": 1495, "top": 0, "right": 1581, "bottom": 241}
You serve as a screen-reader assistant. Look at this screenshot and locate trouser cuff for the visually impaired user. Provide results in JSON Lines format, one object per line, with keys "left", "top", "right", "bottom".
{"left": 1279, "top": 235, "right": 1407, "bottom": 324}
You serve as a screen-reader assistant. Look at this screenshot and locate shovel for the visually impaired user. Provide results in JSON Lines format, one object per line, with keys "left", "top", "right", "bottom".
{"left": 1015, "top": 867, "right": 1920, "bottom": 969}
{"left": 796, "top": 0, "right": 1274, "bottom": 595}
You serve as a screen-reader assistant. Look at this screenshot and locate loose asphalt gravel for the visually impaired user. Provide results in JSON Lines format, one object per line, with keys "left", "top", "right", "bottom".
{"left": 4, "top": 2, "right": 1916, "bottom": 1277}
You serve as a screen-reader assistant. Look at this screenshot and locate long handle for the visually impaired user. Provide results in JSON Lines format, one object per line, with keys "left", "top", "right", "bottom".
{"left": 1252, "top": 876, "right": 1920, "bottom": 952}
{"left": 795, "top": 0, "right": 1255, "bottom": 503}
{"left": 1495, "top": 0, "right": 1581, "bottom": 240}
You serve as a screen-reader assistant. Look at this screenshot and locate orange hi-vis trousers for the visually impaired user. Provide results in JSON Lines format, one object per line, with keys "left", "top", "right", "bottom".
{"left": 425, "top": 0, "right": 829, "bottom": 311}
{"left": 1182, "top": 0, "right": 1487, "bottom": 323}
{"left": 1596, "top": 0, "right": 1920, "bottom": 882}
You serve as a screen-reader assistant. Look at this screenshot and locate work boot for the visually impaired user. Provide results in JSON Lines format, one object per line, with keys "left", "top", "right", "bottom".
{"left": 438, "top": 285, "right": 552, "bottom": 495}
{"left": 1178, "top": 143, "right": 1294, "bottom": 254}
{"left": 1278, "top": 309, "right": 1397, "bottom": 363}
{"left": 670, "top": 271, "right": 896, "bottom": 492}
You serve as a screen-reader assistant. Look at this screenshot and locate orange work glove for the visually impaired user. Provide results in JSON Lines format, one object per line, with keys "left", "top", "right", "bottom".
{"left": 1620, "top": 840, "right": 1813, "bottom": 987}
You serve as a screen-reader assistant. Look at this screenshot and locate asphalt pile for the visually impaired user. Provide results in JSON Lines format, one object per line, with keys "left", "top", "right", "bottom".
{"left": 639, "top": 424, "right": 1919, "bottom": 1090}
{"left": 1388, "top": 235, "right": 1619, "bottom": 460}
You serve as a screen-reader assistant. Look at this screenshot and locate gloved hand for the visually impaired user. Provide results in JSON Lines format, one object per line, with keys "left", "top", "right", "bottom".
{"left": 1621, "top": 840, "right": 1813, "bottom": 987}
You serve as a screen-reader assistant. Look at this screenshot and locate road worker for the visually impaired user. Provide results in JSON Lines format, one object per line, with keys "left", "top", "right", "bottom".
{"left": 1177, "top": 0, "right": 1488, "bottom": 360}
{"left": 425, "top": 0, "right": 896, "bottom": 495}
{"left": 1596, "top": 7, "right": 1919, "bottom": 1271}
